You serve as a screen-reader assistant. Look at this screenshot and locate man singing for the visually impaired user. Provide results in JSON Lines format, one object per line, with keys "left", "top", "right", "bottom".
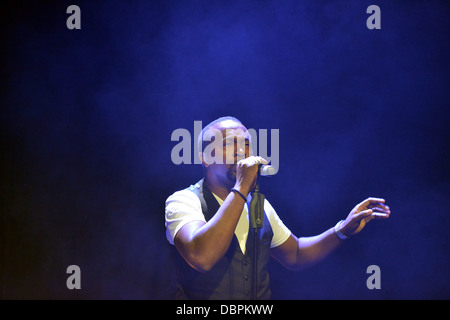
{"left": 165, "top": 116, "right": 391, "bottom": 299}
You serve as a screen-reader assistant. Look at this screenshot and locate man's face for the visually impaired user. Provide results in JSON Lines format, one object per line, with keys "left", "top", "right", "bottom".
{"left": 202, "top": 120, "right": 252, "bottom": 185}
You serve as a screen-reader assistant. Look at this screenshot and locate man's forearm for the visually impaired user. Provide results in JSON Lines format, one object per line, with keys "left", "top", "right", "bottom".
{"left": 294, "top": 227, "right": 343, "bottom": 270}
{"left": 183, "top": 191, "right": 245, "bottom": 272}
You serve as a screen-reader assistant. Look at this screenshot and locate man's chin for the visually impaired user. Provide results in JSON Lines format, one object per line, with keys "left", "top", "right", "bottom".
{"left": 226, "top": 170, "right": 237, "bottom": 183}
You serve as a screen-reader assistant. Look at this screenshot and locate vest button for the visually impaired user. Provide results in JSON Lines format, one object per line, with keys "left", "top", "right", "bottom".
{"left": 244, "top": 274, "right": 249, "bottom": 281}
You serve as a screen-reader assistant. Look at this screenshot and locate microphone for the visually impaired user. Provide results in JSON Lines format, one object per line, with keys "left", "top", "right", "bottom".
{"left": 259, "top": 165, "right": 277, "bottom": 176}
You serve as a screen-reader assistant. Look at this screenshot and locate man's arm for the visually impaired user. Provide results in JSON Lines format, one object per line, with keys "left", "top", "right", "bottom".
{"left": 271, "top": 197, "right": 391, "bottom": 271}
{"left": 173, "top": 156, "right": 267, "bottom": 273}
{"left": 174, "top": 191, "right": 246, "bottom": 273}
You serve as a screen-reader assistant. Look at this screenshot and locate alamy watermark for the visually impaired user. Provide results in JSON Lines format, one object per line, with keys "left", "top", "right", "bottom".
{"left": 66, "top": 265, "right": 81, "bottom": 289}
{"left": 367, "top": 5, "right": 381, "bottom": 30}
{"left": 170, "top": 121, "right": 280, "bottom": 173}
{"left": 66, "top": 5, "right": 81, "bottom": 30}
{"left": 366, "top": 264, "right": 381, "bottom": 289}
{"left": 66, "top": 5, "right": 380, "bottom": 31}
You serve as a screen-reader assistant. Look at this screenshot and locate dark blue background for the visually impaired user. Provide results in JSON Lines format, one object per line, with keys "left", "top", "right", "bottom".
{"left": 1, "top": 1, "right": 449, "bottom": 299}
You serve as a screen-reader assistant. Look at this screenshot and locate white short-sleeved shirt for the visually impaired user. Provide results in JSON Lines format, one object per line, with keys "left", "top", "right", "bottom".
{"left": 165, "top": 188, "right": 291, "bottom": 254}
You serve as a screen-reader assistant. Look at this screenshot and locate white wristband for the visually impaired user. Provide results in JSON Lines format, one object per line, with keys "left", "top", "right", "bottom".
{"left": 334, "top": 220, "right": 350, "bottom": 240}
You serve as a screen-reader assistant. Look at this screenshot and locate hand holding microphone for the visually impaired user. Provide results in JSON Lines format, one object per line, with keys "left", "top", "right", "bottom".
{"left": 233, "top": 156, "right": 267, "bottom": 196}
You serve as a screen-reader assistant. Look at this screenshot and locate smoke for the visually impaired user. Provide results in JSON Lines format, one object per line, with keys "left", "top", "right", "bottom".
{"left": 1, "top": 1, "right": 449, "bottom": 299}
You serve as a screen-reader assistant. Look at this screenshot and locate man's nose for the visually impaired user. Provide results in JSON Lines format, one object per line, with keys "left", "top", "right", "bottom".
{"left": 236, "top": 145, "right": 246, "bottom": 160}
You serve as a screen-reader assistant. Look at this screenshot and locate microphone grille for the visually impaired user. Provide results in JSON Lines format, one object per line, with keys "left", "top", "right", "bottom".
{"left": 260, "top": 165, "right": 277, "bottom": 176}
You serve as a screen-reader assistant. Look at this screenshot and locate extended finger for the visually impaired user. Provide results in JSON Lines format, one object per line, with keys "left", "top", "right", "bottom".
{"left": 368, "top": 202, "right": 389, "bottom": 208}
{"left": 255, "top": 156, "right": 269, "bottom": 165}
{"left": 371, "top": 212, "right": 390, "bottom": 219}
{"left": 355, "top": 209, "right": 374, "bottom": 220}
{"left": 366, "top": 197, "right": 385, "bottom": 204}
{"left": 368, "top": 202, "right": 390, "bottom": 210}
{"left": 367, "top": 203, "right": 390, "bottom": 211}
{"left": 359, "top": 197, "right": 385, "bottom": 209}
{"left": 371, "top": 205, "right": 390, "bottom": 213}
{"left": 360, "top": 207, "right": 390, "bottom": 219}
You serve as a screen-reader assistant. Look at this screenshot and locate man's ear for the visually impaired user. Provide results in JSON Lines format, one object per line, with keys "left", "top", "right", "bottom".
{"left": 198, "top": 152, "right": 209, "bottom": 167}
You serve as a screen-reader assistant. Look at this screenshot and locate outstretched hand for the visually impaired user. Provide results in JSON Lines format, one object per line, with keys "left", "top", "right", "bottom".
{"left": 340, "top": 197, "right": 391, "bottom": 237}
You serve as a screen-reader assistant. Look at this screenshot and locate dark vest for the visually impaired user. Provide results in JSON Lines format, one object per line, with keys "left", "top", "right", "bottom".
{"left": 172, "top": 179, "right": 273, "bottom": 300}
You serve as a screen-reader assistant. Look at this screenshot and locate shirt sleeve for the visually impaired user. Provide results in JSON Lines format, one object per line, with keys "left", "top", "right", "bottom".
{"left": 165, "top": 189, "right": 206, "bottom": 245}
{"left": 264, "top": 199, "right": 292, "bottom": 248}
